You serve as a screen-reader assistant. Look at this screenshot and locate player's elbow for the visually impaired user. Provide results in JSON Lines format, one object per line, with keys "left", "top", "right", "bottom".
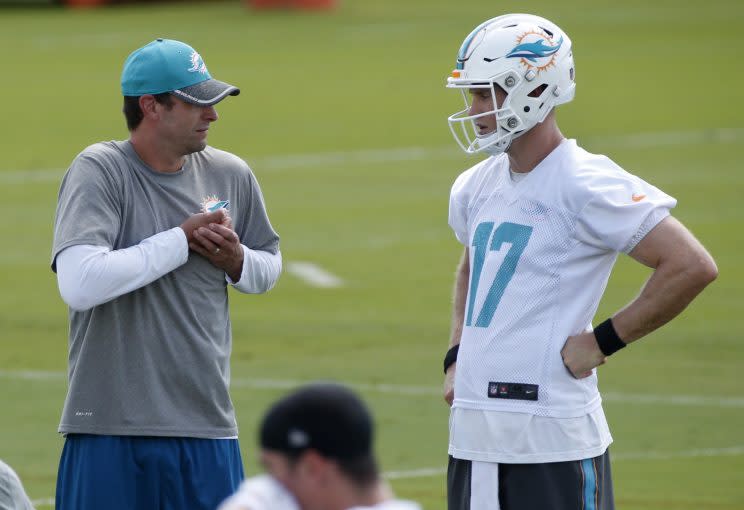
{"left": 57, "top": 268, "right": 96, "bottom": 311}
{"left": 692, "top": 253, "right": 718, "bottom": 287}
{"left": 680, "top": 249, "right": 718, "bottom": 292}
{"left": 59, "top": 285, "right": 97, "bottom": 312}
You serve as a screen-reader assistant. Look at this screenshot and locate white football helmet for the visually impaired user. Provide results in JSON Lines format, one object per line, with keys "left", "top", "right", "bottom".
{"left": 447, "top": 14, "right": 576, "bottom": 155}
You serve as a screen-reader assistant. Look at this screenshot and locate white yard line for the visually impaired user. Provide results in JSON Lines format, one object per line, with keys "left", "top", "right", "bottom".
{"left": 11, "top": 367, "right": 744, "bottom": 501}
{"left": 602, "top": 391, "right": 744, "bottom": 409}
{"left": 384, "top": 467, "right": 448, "bottom": 480}
{"left": 233, "top": 379, "right": 744, "bottom": 408}
{"left": 2, "top": 370, "right": 743, "bottom": 409}
{"left": 2, "top": 127, "right": 743, "bottom": 184}
{"left": 30, "top": 498, "right": 54, "bottom": 507}
{"left": 0, "top": 370, "right": 65, "bottom": 381}
{"left": 285, "top": 261, "right": 344, "bottom": 288}
{"left": 613, "top": 445, "right": 744, "bottom": 461}
{"left": 383, "top": 445, "right": 744, "bottom": 480}
{"left": 27, "top": 444, "right": 744, "bottom": 506}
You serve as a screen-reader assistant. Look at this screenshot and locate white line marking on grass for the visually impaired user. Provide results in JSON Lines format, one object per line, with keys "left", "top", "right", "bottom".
{"left": 384, "top": 467, "right": 447, "bottom": 480}
{"left": 613, "top": 445, "right": 744, "bottom": 461}
{"left": 286, "top": 261, "right": 344, "bottom": 288}
{"left": 30, "top": 498, "right": 54, "bottom": 507}
{"left": 602, "top": 391, "right": 744, "bottom": 409}
{"left": 0, "top": 168, "right": 65, "bottom": 184}
{"left": 2, "top": 370, "right": 743, "bottom": 409}
{"left": 0, "top": 369, "right": 65, "bottom": 381}
{"left": 26, "top": 444, "right": 744, "bottom": 507}
{"left": 585, "top": 127, "right": 744, "bottom": 149}
{"left": 230, "top": 377, "right": 438, "bottom": 396}
{"left": 234, "top": 377, "right": 744, "bottom": 407}
{"left": 3, "top": 128, "right": 744, "bottom": 184}
{"left": 382, "top": 446, "right": 744, "bottom": 480}
{"left": 259, "top": 146, "right": 459, "bottom": 170}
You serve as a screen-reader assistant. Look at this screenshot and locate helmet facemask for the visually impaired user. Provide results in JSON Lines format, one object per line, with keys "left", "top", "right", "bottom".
{"left": 448, "top": 71, "right": 528, "bottom": 156}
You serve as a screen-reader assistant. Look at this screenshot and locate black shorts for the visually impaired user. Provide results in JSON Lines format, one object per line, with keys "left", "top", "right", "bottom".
{"left": 447, "top": 449, "right": 614, "bottom": 510}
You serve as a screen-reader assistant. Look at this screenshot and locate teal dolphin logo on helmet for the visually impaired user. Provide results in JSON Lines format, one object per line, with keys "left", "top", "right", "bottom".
{"left": 506, "top": 36, "right": 563, "bottom": 62}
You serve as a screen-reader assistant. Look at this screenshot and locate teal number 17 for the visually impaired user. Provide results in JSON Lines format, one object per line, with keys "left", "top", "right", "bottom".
{"left": 466, "top": 221, "right": 533, "bottom": 328}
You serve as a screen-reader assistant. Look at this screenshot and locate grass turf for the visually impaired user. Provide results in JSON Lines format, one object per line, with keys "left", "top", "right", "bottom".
{"left": 0, "top": 0, "right": 742, "bottom": 508}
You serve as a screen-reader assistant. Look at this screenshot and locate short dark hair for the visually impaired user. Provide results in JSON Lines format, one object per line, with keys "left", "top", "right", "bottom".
{"left": 282, "top": 449, "right": 379, "bottom": 488}
{"left": 122, "top": 93, "right": 173, "bottom": 131}
{"left": 336, "top": 454, "right": 379, "bottom": 487}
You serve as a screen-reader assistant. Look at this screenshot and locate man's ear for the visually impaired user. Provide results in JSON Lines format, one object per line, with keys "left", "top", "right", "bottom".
{"left": 299, "top": 450, "right": 333, "bottom": 482}
{"left": 139, "top": 94, "right": 158, "bottom": 120}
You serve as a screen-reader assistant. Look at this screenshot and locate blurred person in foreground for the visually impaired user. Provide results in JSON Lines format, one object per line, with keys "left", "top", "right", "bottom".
{"left": 0, "top": 460, "right": 34, "bottom": 510}
{"left": 51, "top": 38, "right": 281, "bottom": 509}
{"left": 442, "top": 13, "right": 717, "bottom": 510}
{"left": 219, "top": 383, "right": 420, "bottom": 510}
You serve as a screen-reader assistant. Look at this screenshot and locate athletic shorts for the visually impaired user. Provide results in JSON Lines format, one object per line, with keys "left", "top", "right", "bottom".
{"left": 447, "top": 449, "right": 614, "bottom": 510}
{"left": 56, "top": 434, "right": 244, "bottom": 510}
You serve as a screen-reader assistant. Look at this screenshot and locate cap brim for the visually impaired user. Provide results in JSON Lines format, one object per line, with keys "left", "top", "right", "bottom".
{"left": 171, "top": 79, "right": 240, "bottom": 106}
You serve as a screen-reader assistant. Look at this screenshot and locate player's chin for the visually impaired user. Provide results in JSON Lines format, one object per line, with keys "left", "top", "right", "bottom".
{"left": 186, "top": 140, "right": 208, "bottom": 154}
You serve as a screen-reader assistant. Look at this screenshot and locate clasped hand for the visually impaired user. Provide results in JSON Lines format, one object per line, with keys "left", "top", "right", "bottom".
{"left": 180, "top": 209, "right": 244, "bottom": 281}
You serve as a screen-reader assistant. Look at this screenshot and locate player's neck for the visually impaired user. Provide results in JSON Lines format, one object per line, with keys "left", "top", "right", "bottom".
{"left": 507, "top": 116, "right": 564, "bottom": 174}
{"left": 327, "top": 479, "right": 392, "bottom": 510}
{"left": 129, "top": 130, "right": 186, "bottom": 174}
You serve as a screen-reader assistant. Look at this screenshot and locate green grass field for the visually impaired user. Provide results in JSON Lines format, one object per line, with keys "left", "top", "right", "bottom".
{"left": 1, "top": 0, "right": 743, "bottom": 508}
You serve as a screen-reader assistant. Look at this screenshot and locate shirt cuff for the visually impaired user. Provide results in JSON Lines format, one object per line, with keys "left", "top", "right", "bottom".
{"left": 226, "top": 245, "right": 282, "bottom": 294}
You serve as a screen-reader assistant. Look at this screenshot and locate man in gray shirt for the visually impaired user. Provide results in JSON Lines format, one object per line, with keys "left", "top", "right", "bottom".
{"left": 51, "top": 38, "right": 281, "bottom": 510}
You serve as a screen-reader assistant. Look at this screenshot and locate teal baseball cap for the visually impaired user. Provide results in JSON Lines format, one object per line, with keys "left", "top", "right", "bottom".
{"left": 121, "top": 38, "right": 239, "bottom": 106}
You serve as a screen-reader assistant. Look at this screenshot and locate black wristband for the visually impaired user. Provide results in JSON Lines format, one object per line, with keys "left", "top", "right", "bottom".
{"left": 594, "top": 319, "right": 626, "bottom": 356}
{"left": 443, "top": 344, "right": 460, "bottom": 374}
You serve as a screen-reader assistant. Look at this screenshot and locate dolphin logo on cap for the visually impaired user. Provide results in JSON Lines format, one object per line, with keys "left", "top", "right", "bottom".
{"left": 187, "top": 51, "right": 208, "bottom": 74}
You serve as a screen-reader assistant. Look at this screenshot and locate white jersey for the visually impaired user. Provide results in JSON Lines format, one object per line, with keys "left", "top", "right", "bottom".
{"left": 349, "top": 501, "right": 422, "bottom": 510}
{"left": 218, "top": 475, "right": 300, "bottom": 510}
{"left": 448, "top": 139, "right": 675, "bottom": 461}
{"left": 218, "top": 475, "right": 421, "bottom": 510}
{"left": 0, "top": 460, "right": 34, "bottom": 510}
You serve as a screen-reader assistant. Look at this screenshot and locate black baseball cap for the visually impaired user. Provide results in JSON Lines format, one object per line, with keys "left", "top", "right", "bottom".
{"left": 260, "top": 383, "right": 373, "bottom": 460}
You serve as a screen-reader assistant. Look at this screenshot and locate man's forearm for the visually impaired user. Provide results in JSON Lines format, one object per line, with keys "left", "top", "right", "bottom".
{"left": 612, "top": 258, "right": 716, "bottom": 343}
{"left": 56, "top": 227, "right": 188, "bottom": 311}
{"left": 612, "top": 218, "right": 717, "bottom": 343}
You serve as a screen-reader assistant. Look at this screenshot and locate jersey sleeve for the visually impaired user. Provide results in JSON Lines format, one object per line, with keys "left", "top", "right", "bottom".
{"left": 51, "top": 150, "right": 123, "bottom": 271}
{"left": 574, "top": 168, "right": 677, "bottom": 253}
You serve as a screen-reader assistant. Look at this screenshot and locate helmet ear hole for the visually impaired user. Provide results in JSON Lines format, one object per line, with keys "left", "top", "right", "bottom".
{"left": 528, "top": 84, "right": 548, "bottom": 98}
{"left": 493, "top": 83, "right": 508, "bottom": 95}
